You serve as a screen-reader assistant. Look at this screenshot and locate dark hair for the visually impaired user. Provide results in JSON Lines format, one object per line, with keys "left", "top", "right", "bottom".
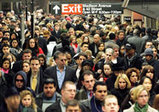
{"left": 30, "top": 56, "right": 40, "bottom": 63}
{"left": 2, "top": 37, "right": 9, "bottom": 42}
{"left": 66, "top": 99, "right": 80, "bottom": 109}
{"left": 81, "top": 70, "right": 94, "bottom": 81}
{"left": 93, "top": 81, "right": 107, "bottom": 92}
{"left": 139, "top": 76, "right": 155, "bottom": 92}
{"left": 81, "top": 42, "right": 89, "bottom": 47}
{"left": 1, "top": 43, "right": 10, "bottom": 49}
{"left": 43, "top": 78, "right": 57, "bottom": 88}
{"left": 53, "top": 51, "right": 64, "bottom": 60}
{"left": 1, "top": 58, "right": 11, "bottom": 69}
{"left": 22, "top": 49, "right": 32, "bottom": 55}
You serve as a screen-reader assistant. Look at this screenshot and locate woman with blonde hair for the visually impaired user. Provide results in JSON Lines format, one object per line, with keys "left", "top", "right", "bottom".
{"left": 111, "top": 74, "right": 131, "bottom": 106}
{"left": 124, "top": 85, "right": 157, "bottom": 112}
{"left": 20, "top": 90, "right": 42, "bottom": 112}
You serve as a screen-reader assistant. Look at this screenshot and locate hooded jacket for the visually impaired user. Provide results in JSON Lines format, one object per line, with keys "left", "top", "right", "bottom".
{"left": 13, "top": 71, "right": 27, "bottom": 93}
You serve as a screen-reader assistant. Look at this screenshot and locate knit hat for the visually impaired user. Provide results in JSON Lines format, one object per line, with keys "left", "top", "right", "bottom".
{"left": 82, "top": 59, "right": 94, "bottom": 68}
{"left": 125, "top": 43, "right": 136, "bottom": 50}
{"left": 144, "top": 48, "right": 153, "bottom": 57}
{"left": 5, "top": 87, "right": 19, "bottom": 98}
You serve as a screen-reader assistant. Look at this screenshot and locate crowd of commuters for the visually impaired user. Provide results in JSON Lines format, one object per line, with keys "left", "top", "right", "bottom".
{"left": 0, "top": 9, "right": 159, "bottom": 112}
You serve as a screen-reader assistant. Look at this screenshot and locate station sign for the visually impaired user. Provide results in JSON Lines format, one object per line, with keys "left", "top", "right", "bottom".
{"left": 52, "top": 3, "right": 123, "bottom": 15}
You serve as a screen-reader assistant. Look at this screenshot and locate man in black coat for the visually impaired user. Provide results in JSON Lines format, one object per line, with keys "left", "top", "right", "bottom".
{"left": 44, "top": 51, "right": 77, "bottom": 93}
{"left": 124, "top": 43, "right": 143, "bottom": 70}
{"left": 36, "top": 78, "right": 61, "bottom": 112}
{"left": 27, "top": 57, "right": 44, "bottom": 95}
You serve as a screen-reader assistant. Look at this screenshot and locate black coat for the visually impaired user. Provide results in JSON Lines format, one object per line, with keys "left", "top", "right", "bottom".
{"left": 111, "top": 88, "right": 130, "bottom": 106}
{"left": 27, "top": 68, "right": 44, "bottom": 95}
{"left": 45, "top": 99, "right": 62, "bottom": 112}
{"left": 44, "top": 65, "right": 77, "bottom": 93}
{"left": 36, "top": 92, "right": 61, "bottom": 110}
{"left": 124, "top": 53, "right": 143, "bottom": 70}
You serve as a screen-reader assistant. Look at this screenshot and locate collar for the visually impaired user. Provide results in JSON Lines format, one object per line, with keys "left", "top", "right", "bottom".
{"left": 56, "top": 66, "right": 66, "bottom": 71}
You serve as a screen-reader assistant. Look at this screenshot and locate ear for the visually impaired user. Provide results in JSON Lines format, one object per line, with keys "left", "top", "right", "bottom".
{"left": 82, "top": 81, "right": 84, "bottom": 85}
{"left": 102, "top": 106, "right": 105, "bottom": 112}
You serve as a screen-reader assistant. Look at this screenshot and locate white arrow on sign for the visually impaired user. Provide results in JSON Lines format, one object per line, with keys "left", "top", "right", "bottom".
{"left": 53, "top": 5, "right": 60, "bottom": 14}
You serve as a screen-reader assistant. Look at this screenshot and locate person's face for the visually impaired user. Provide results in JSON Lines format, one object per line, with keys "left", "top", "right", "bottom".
{"left": 2, "top": 40, "right": 10, "bottom": 45}
{"left": 3, "top": 60, "right": 10, "bottom": 69}
{"left": 12, "top": 40, "right": 18, "bottom": 48}
{"left": 93, "top": 35, "right": 100, "bottom": 43}
{"left": 152, "top": 48, "right": 157, "bottom": 57}
{"left": 35, "top": 30, "right": 39, "bottom": 36}
{"left": 55, "top": 25, "right": 60, "bottom": 31}
{"left": 98, "top": 44, "right": 105, "bottom": 51}
{"left": 62, "top": 84, "right": 76, "bottom": 103}
{"left": 130, "top": 72, "right": 138, "bottom": 84}
{"left": 81, "top": 44, "right": 89, "bottom": 52}
{"left": 15, "top": 75, "right": 24, "bottom": 88}
{"left": 105, "top": 51, "right": 112, "bottom": 62}
{"left": 83, "top": 37, "right": 89, "bottom": 43}
{"left": 55, "top": 54, "right": 67, "bottom": 68}
{"left": 120, "top": 46, "right": 125, "bottom": 55}
{"left": 102, "top": 98, "right": 119, "bottom": 112}
{"left": 72, "top": 37, "right": 76, "bottom": 44}
{"left": 78, "top": 56, "right": 86, "bottom": 66}
{"left": 44, "top": 83, "right": 56, "bottom": 98}
{"left": 94, "top": 85, "right": 107, "bottom": 101}
{"left": 11, "top": 34, "right": 16, "bottom": 39}
{"left": 22, "top": 53, "right": 32, "bottom": 61}
{"left": 5, "top": 95, "right": 20, "bottom": 110}
{"left": 146, "top": 69, "right": 154, "bottom": 79}
{"left": 2, "top": 46, "right": 10, "bottom": 54}
{"left": 23, "top": 63, "right": 30, "bottom": 73}
{"left": 29, "top": 39, "right": 35, "bottom": 48}
{"left": 66, "top": 53, "right": 72, "bottom": 63}
{"left": 104, "top": 65, "right": 111, "bottom": 76}
{"left": 21, "top": 95, "right": 32, "bottom": 107}
{"left": 82, "top": 74, "right": 95, "bottom": 91}
{"left": 145, "top": 55, "right": 152, "bottom": 61}
{"left": 118, "top": 78, "right": 127, "bottom": 89}
{"left": 6, "top": 55, "right": 13, "bottom": 62}
{"left": 4, "top": 32, "right": 10, "bottom": 38}
{"left": 0, "top": 31, "right": 3, "bottom": 38}
{"left": 137, "top": 90, "right": 149, "bottom": 107}
{"left": 145, "top": 42, "right": 152, "bottom": 49}
{"left": 30, "top": 59, "right": 40, "bottom": 72}
{"left": 118, "top": 32, "right": 124, "bottom": 40}
{"left": 39, "top": 57, "right": 45, "bottom": 66}
{"left": 66, "top": 105, "right": 81, "bottom": 112}
{"left": 113, "top": 48, "right": 119, "bottom": 58}
{"left": 143, "top": 78, "right": 152, "bottom": 92}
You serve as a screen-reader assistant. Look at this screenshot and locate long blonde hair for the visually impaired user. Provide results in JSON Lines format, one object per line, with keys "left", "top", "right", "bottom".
{"left": 20, "top": 90, "right": 37, "bottom": 112}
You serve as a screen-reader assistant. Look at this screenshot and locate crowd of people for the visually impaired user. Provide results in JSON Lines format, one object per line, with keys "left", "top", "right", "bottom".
{"left": 0, "top": 9, "right": 159, "bottom": 112}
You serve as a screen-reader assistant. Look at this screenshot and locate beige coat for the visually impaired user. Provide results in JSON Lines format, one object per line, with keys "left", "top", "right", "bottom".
{"left": 123, "top": 104, "right": 158, "bottom": 112}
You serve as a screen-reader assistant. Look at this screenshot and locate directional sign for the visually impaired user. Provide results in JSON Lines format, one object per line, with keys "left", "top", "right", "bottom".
{"left": 82, "top": 3, "right": 123, "bottom": 14}
{"left": 61, "top": 4, "right": 83, "bottom": 15}
{"left": 52, "top": 3, "right": 123, "bottom": 15}
{"left": 52, "top": 5, "right": 61, "bottom": 15}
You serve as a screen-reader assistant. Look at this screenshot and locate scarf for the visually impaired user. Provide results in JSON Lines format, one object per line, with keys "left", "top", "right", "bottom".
{"left": 134, "top": 102, "right": 148, "bottom": 112}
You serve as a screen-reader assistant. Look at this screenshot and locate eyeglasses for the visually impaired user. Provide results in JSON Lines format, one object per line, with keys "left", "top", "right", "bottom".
{"left": 16, "top": 79, "right": 24, "bottom": 82}
{"left": 60, "top": 59, "right": 67, "bottom": 62}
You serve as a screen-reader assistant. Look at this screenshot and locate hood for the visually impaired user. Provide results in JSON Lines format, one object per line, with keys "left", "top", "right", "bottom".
{"left": 13, "top": 71, "right": 27, "bottom": 90}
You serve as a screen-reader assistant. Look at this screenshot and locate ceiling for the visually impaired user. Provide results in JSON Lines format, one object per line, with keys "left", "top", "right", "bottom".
{"left": 122, "top": 0, "right": 159, "bottom": 19}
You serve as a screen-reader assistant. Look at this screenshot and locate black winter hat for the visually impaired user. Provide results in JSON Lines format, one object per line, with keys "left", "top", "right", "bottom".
{"left": 5, "top": 87, "right": 19, "bottom": 98}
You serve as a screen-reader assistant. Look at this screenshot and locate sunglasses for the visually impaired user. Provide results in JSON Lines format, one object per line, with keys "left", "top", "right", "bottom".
{"left": 60, "top": 59, "right": 67, "bottom": 62}
{"left": 16, "top": 79, "right": 24, "bottom": 82}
